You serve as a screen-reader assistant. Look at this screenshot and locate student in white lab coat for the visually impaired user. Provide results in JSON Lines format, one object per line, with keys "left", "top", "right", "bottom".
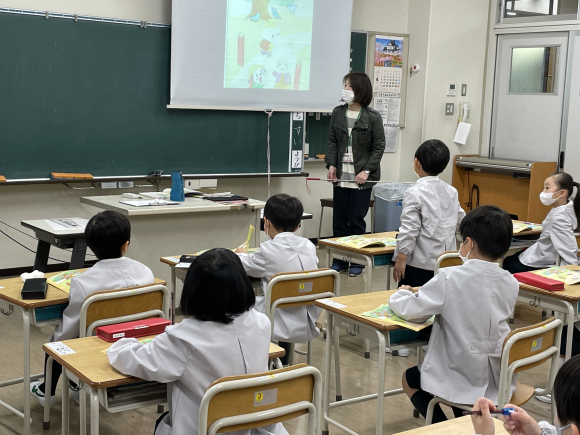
{"left": 235, "top": 194, "right": 319, "bottom": 365}
{"left": 30, "top": 211, "right": 154, "bottom": 407}
{"left": 470, "top": 355, "right": 580, "bottom": 435}
{"left": 503, "top": 172, "right": 579, "bottom": 272}
{"left": 393, "top": 139, "right": 465, "bottom": 288}
{"left": 108, "top": 248, "right": 288, "bottom": 435}
{"left": 389, "top": 205, "right": 518, "bottom": 423}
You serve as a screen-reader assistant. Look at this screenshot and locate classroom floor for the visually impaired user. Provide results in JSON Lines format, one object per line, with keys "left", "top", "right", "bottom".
{"left": 0, "top": 249, "right": 555, "bottom": 435}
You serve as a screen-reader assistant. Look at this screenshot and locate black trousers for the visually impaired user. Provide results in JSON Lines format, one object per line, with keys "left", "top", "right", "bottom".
{"left": 39, "top": 353, "right": 62, "bottom": 396}
{"left": 399, "top": 264, "right": 435, "bottom": 288}
{"left": 333, "top": 186, "right": 372, "bottom": 267}
{"left": 278, "top": 341, "right": 292, "bottom": 366}
{"left": 406, "top": 366, "right": 464, "bottom": 423}
{"left": 502, "top": 251, "right": 541, "bottom": 274}
{"left": 560, "top": 325, "right": 580, "bottom": 357}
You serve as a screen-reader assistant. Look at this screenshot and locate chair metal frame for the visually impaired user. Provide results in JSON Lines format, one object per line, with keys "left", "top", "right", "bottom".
{"left": 425, "top": 318, "right": 563, "bottom": 425}
{"left": 44, "top": 284, "right": 170, "bottom": 433}
{"left": 434, "top": 251, "right": 461, "bottom": 273}
{"left": 264, "top": 269, "right": 343, "bottom": 400}
{"left": 198, "top": 365, "right": 322, "bottom": 435}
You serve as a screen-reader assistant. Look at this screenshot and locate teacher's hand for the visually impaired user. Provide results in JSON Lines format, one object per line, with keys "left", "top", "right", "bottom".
{"left": 327, "top": 166, "right": 338, "bottom": 182}
{"left": 355, "top": 171, "right": 369, "bottom": 185}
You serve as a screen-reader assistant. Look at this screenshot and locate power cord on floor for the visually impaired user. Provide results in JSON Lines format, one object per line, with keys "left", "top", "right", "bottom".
{"left": 0, "top": 228, "right": 66, "bottom": 263}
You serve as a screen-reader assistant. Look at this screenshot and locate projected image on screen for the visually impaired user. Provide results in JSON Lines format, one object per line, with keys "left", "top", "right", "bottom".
{"left": 224, "top": 0, "right": 313, "bottom": 90}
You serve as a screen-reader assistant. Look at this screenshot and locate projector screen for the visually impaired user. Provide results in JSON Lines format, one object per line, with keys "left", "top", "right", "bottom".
{"left": 170, "top": 0, "right": 354, "bottom": 112}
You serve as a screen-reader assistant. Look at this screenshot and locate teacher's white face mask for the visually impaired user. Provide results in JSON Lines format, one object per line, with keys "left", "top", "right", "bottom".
{"left": 342, "top": 89, "right": 355, "bottom": 104}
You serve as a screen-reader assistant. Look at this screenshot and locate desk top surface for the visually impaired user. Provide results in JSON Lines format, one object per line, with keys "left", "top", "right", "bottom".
{"left": 43, "top": 335, "right": 285, "bottom": 389}
{"left": 519, "top": 265, "right": 580, "bottom": 301}
{"left": 81, "top": 195, "right": 266, "bottom": 216}
{"left": 315, "top": 290, "right": 409, "bottom": 331}
{"left": 21, "top": 218, "right": 86, "bottom": 237}
{"left": 394, "top": 416, "right": 507, "bottom": 435}
{"left": 318, "top": 232, "right": 398, "bottom": 256}
{"left": 0, "top": 273, "right": 165, "bottom": 309}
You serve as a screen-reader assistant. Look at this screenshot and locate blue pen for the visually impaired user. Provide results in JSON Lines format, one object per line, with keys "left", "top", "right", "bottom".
{"left": 463, "top": 408, "right": 515, "bottom": 416}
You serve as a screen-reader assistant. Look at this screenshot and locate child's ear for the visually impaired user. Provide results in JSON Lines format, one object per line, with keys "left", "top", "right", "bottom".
{"left": 294, "top": 224, "right": 301, "bottom": 232}
{"left": 121, "top": 241, "right": 130, "bottom": 255}
{"left": 571, "top": 424, "right": 580, "bottom": 435}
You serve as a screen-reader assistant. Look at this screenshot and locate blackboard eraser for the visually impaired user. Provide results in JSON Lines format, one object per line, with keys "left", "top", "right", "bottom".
{"left": 0, "top": 176, "right": 6, "bottom": 182}
{"left": 51, "top": 173, "right": 94, "bottom": 180}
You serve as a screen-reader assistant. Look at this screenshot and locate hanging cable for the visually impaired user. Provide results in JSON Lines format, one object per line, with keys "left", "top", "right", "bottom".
{"left": 0, "top": 228, "right": 66, "bottom": 263}
{"left": 265, "top": 109, "right": 273, "bottom": 199}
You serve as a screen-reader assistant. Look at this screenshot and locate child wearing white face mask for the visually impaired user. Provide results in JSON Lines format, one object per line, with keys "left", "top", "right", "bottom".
{"left": 235, "top": 194, "right": 319, "bottom": 365}
{"left": 504, "top": 172, "right": 580, "bottom": 388}
{"left": 503, "top": 172, "right": 579, "bottom": 274}
{"left": 389, "top": 206, "right": 519, "bottom": 423}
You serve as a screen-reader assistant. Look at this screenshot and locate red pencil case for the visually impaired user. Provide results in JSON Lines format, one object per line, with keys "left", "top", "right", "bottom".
{"left": 514, "top": 272, "right": 565, "bottom": 292}
{"left": 96, "top": 318, "right": 171, "bottom": 342}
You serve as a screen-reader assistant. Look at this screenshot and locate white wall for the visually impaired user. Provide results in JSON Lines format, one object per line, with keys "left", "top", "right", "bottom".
{"left": 415, "top": 0, "right": 491, "bottom": 184}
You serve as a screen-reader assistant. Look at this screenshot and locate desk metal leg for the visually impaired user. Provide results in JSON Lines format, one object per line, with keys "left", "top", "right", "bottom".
{"left": 363, "top": 255, "right": 373, "bottom": 359}
{"left": 35, "top": 240, "right": 51, "bottom": 272}
{"left": 564, "top": 302, "right": 575, "bottom": 361}
{"left": 375, "top": 331, "right": 386, "bottom": 435}
{"left": 70, "top": 238, "right": 87, "bottom": 269}
{"left": 80, "top": 390, "right": 87, "bottom": 435}
{"left": 62, "top": 370, "right": 70, "bottom": 435}
{"left": 333, "top": 326, "right": 342, "bottom": 401}
{"left": 171, "top": 267, "right": 177, "bottom": 324}
{"left": 90, "top": 388, "right": 99, "bottom": 435}
{"left": 23, "top": 309, "right": 31, "bottom": 435}
{"left": 322, "top": 312, "right": 333, "bottom": 435}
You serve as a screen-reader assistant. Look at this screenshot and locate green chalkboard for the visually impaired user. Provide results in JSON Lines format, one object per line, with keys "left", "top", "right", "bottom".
{"left": 0, "top": 12, "right": 293, "bottom": 179}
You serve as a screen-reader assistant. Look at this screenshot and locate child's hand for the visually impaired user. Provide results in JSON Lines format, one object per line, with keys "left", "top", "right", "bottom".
{"left": 471, "top": 397, "right": 498, "bottom": 435}
{"left": 500, "top": 405, "right": 541, "bottom": 435}
{"left": 398, "top": 285, "right": 413, "bottom": 291}
{"left": 393, "top": 255, "right": 407, "bottom": 282}
{"left": 234, "top": 245, "right": 247, "bottom": 254}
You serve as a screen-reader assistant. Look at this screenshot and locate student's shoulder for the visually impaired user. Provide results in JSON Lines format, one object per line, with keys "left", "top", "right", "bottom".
{"left": 125, "top": 257, "right": 154, "bottom": 274}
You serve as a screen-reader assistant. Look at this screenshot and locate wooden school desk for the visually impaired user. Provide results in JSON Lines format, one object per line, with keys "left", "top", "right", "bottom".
{"left": 21, "top": 218, "right": 88, "bottom": 271}
{"left": 517, "top": 265, "right": 580, "bottom": 361}
{"left": 394, "top": 415, "right": 508, "bottom": 435}
{"left": 43, "top": 335, "right": 286, "bottom": 435}
{"left": 0, "top": 272, "right": 166, "bottom": 435}
{"left": 316, "top": 291, "right": 429, "bottom": 435}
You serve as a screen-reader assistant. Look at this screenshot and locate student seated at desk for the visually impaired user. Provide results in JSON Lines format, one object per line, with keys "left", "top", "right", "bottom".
{"left": 392, "top": 139, "right": 465, "bottom": 288}
{"left": 471, "top": 355, "right": 580, "bottom": 435}
{"left": 503, "top": 172, "right": 579, "bottom": 273}
{"left": 30, "top": 211, "right": 154, "bottom": 407}
{"left": 108, "top": 249, "right": 287, "bottom": 435}
{"left": 389, "top": 205, "right": 518, "bottom": 423}
{"left": 235, "top": 193, "right": 319, "bottom": 366}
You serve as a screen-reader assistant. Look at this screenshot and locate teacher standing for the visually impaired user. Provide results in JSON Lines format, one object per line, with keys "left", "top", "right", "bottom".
{"left": 325, "top": 72, "right": 386, "bottom": 277}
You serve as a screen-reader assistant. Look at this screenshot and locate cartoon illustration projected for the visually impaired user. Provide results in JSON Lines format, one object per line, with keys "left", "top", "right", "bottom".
{"left": 224, "top": 0, "right": 313, "bottom": 90}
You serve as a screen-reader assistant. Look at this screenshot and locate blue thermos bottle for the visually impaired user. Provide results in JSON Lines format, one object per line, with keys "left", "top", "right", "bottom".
{"left": 170, "top": 171, "right": 185, "bottom": 202}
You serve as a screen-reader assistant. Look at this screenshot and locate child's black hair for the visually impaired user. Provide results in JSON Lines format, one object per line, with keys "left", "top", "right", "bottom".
{"left": 180, "top": 248, "right": 255, "bottom": 324}
{"left": 415, "top": 139, "right": 450, "bottom": 176}
{"left": 551, "top": 172, "right": 580, "bottom": 231}
{"left": 343, "top": 72, "right": 373, "bottom": 106}
{"left": 554, "top": 354, "right": 580, "bottom": 429}
{"left": 264, "top": 193, "right": 303, "bottom": 233}
{"left": 459, "top": 205, "right": 513, "bottom": 260}
{"left": 85, "top": 211, "right": 131, "bottom": 260}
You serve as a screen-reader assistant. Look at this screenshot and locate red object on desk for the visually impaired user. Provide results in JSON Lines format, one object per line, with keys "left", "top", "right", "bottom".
{"left": 514, "top": 272, "right": 565, "bottom": 291}
{"left": 96, "top": 318, "right": 171, "bottom": 342}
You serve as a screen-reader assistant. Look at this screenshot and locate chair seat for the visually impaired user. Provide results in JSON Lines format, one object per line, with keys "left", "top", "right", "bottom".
{"left": 510, "top": 382, "right": 535, "bottom": 406}
{"left": 320, "top": 198, "right": 375, "bottom": 208}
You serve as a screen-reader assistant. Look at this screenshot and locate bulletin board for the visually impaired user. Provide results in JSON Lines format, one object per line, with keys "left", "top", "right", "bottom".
{"left": 366, "top": 32, "right": 410, "bottom": 153}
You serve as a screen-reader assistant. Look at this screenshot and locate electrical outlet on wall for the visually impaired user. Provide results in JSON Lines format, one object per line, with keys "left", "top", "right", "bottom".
{"left": 185, "top": 179, "right": 201, "bottom": 189}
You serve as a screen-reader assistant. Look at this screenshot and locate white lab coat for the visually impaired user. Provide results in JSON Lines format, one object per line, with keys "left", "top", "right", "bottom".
{"left": 393, "top": 176, "right": 465, "bottom": 271}
{"left": 108, "top": 310, "right": 288, "bottom": 435}
{"left": 520, "top": 201, "right": 579, "bottom": 268}
{"left": 389, "top": 259, "right": 519, "bottom": 404}
{"left": 237, "top": 232, "right": 320, "bottom": 343}
{"left": 53, "top": 257, "right": 154, "bottom": 341}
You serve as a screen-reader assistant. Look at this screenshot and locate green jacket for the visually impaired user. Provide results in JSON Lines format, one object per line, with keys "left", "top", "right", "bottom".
{"left": 325, "top": 105, "right": 386, "bottom": 189}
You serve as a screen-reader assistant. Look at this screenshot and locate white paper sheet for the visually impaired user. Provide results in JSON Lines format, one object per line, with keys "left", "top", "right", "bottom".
{"left": 45, "top": 342, "right": 76, "bottom": 355}
{"left": 120, "top": 200, "right": 180, "bottom": 207}
{"left": 454, "top": 122, "right": 471, "bottom": 145}
{"left": 384, "top": 126, "right": 400, "bottom": 153}
{"left": 386, "top": 98, "right": 401, "bottom": 125}
{"left": 317, "top": 299, "right": 347, "bottom": 309}
{"left": 46, "top": 218, "right": 87, "bottom": 232}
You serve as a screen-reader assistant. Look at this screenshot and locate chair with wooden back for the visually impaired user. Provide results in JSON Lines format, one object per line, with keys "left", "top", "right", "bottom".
{"left": 198, "top": 363, "right": 321, "bottom": 435}
{"left": 434, "top": 251, "right": 462, "bottom": 273}
{"left": 43, "top": 283, "right": 170, "bottom": 432}
{"left": 425, "top": 317, "right": 563, "bottom": 425}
